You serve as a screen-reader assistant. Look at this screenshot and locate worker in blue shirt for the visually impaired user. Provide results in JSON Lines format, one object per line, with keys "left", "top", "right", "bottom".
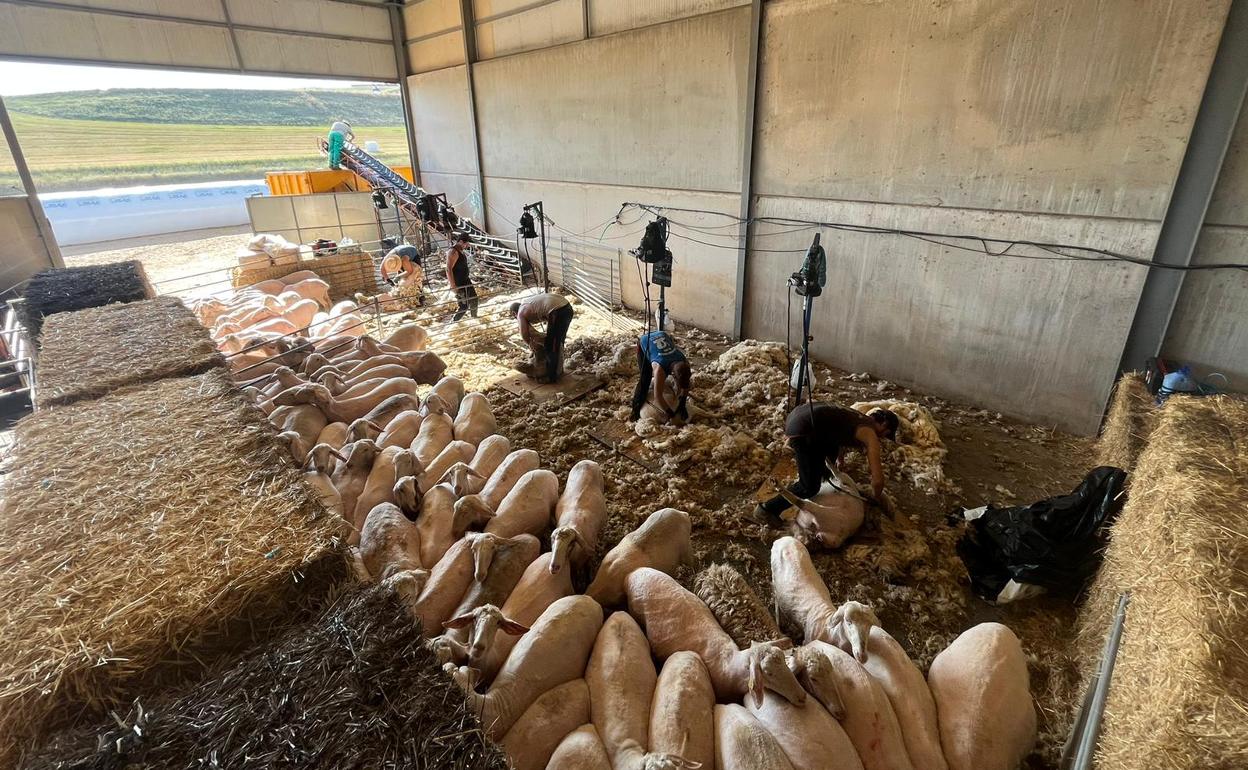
{"left": 630, "top": 330, "right": 692, "bottom": 422}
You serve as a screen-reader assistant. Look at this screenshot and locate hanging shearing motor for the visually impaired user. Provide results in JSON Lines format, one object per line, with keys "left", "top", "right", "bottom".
{"left": 631, "top": 217, "right": 675, "bottom": 329}
{"left": 788, "top": 232, "right": 826, "bottom": 297}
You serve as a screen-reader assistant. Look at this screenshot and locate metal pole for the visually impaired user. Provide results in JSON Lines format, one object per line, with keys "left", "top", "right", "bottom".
{"left": 538, "top": 201, "right": 550, "bottom": 291}
{"left": 1117, "top": 1, "right": 1248, "bottom": 372}
{"left": 0, "top": 94, "right": 63, "bottom": 269}
{"left": 732, "top": 0, "right": 763, "bottom": 341}
{"left": 459, "top": 0, "right": 490, "bottom": 231}
{"left": 389, "top": 1, "right": 423, "bottom": 185}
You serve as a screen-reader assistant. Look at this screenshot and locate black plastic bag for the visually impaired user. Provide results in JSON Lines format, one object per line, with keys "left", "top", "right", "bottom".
{"left": 955, "top": 466, "right": 1127, "bottom": 602}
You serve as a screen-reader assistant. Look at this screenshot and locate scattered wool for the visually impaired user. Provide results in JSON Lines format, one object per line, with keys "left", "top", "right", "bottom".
{"left": 851, "top": 399, "right": 951, "bottom": 495}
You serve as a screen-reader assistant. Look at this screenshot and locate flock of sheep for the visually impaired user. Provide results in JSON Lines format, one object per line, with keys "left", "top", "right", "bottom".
{"left": 182, "top": 269, "right": 1037, "bottom": 770}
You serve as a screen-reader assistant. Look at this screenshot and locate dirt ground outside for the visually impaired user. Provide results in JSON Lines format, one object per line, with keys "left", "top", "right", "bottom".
{"left": 89, "top": 231, "right": 1093, "bottom": 768}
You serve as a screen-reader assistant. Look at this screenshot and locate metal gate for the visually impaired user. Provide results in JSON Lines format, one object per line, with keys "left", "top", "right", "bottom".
{"left": 554, "top": 236, "right": 628, "bottom": 328}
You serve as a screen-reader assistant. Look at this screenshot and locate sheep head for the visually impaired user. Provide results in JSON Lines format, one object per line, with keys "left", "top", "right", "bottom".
{"left": 382, "top": 567, "right": 430, "bottom": 604}
{"left": 272, "top": 383, "right": 333, "bottom": 410}
{"left": 302, "top": 352, "right": 331, "bottom": 375}
{"left": 828, "top": 601, "right": 879, "bottom": 663}
{"left": 340, "top": 438, "right": 381, "bottom": 470}
{"left": 420, "top": 392, "right": 450, "bottom": 417}
{"left": 789, "top": 646, "right": 846, "bottom": 719}
{"left": 346, "top": 418, "right": 383, "bottom": 443}
{"left": 466, "top": 533, "right": 502, "bottom": 582}
{"left": 391, "top": 449, "right": 420, "bottom": 482}
{"left": 393, "top": 476, "right": 422, "bottom": 519}
{"left": 443, "top": 604, "right": 529, "bottom": 667}
{"left": 306, "top": 443, "right": 345, "bottom": 476}
{"left": 318, "top": 370, "right": 346, "bottom": 394}
{"left": 278, "top": 430, "right": 309, "bottom": 465}
{"left": 746, "top": 641, "right": 805, "bottom": 708}
{"left": 438, "top": 463, "right": 485, "bottom": 498}
{"left": 549, "top": 525, "right": 590, "bottom": 575}
{"left": 452, "top": 495, "right": 495, "bottom": 538}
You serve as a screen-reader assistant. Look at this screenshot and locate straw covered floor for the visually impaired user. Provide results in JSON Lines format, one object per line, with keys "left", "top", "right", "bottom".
{"left": 19, "top": 260, "right": 153, "bottom": 340}
{"left": 25, "top": 584, "right": 509, "bottom": 770}
{"left": 0, "top": 369, "right": 347, "bottom": 767}
{"left": 35, "top": 297, "right": 223, "bottom": 408}
{"left": 1094, "top": 372, "right": 1156, "bottom": 473}
{"left": 1077, "top": 394, "right": 1248, "bottom": 770}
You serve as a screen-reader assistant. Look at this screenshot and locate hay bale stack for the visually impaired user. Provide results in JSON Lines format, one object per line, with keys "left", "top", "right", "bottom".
{"left": 18, "top": 260, "right": 154, "bottom": 339}
{"left": 1077, "top": 395, "right": 1248, "bottom": 769}
{"left": 35, "top": 297, "right": 224, "bottom": 408}
{"left": 0, "top": 369, "right": 347, "bottom": 768}
{"left": 1095, "top": 372, "right": 1156, "bottom": 472}
{"left": 232, "top": 250, "right": 378, "bottom": 299}
{"left": 25, "top": 585, "right": 510, "bottom": 770}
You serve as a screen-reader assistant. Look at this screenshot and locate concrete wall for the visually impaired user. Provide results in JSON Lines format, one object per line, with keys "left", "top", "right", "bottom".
{"left": 0, "top": 0, "right": 396, "bottom": 80}
{"left": 0, "top": 195, "right": 59, "bottom": 296}
{"left": 403, "top": 0, "right": 1241, "bottom": 433}
{"left": 247, "top": 191, "right": 384, "bottom": 247}
{"left": 1163, "top": 105, "right": 1248, "bottom": 390}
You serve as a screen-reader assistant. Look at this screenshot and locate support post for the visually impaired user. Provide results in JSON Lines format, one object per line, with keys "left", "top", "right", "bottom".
{"left": 0, "top": 94, "right": 62, "bottom": 271}
{"left": 218, "top": 0, "right": 246, "bottom": 72}
{"left": 732, "top": 0, "right": 763, "bottom": 341}
{"left": 459, "top": 0, "right": 490, "bottom": 231}
{"left": 389, "top": 1, "right": 422, "bottom": 186}
{"left": 1117, "top": 1, "right": 1248, "bottom": 372}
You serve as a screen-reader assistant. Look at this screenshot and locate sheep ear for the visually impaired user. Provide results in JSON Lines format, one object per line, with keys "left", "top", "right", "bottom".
{"left": 765, "top": 637, "right": 792, "bottom": 651}
{"left": 748, "top": 658, "right": 765, "bottom": 708}
{"left": 572, "top": 529, "right": 590, "bottom": 552}
{"left": 499, "top": 619, "right": 530, "bottom": 635}
{"left": 442, "top": 612, "right": 476, "bottom": 630}
{"left": 331, "top": 449, "right": 347, "bottom": 462}
{"left": 467, "top": 467, "right": 486, "bottom": 479}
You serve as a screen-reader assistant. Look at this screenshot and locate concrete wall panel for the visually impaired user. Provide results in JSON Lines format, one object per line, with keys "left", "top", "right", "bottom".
{"left": 0, "top": 4, "right": 237, "bottom": 69}
{"left": 754, "top": 0, "right": 1228, "bottom": 220}
{"left": 235, "top": 30, "right": 394, "bottom": 80}
{"left": 226, "top": 0, "right": 391, "bottom": 40}
{"left": 407, "top": 31, "right": 466, "bottom": 73}
{"left": 484, "top": 176, "right": 741, "bottom": 334}
{"left": 743, "top": 195, "right": 1159, "bottom": 433}
{"left": 0, "top": 196, "right": 58, "bottom": 295}
{"left": 407, "top": 66, "right": 477, "bottom": 176}
{"left": 473, "top": 7, "right": 751, "bottom": 192}
{"left": 1163, "top": 226, "right": 1248, "bottom": 391}
{"left": 1204, "top": 107, "right": 1248, "bottom": 227}
{"left": 588, "top": 0, "right": 747, "bottom": 36}
{"left": 474, "top": 0, "right": 584, "bottom": 60}
{"left": 405, "top": 0, "right": 462, "bottom": 37}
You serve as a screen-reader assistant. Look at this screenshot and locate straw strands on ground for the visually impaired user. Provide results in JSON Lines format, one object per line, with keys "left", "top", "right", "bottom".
{"left": 1094, "top": 372, "right": 1156, "bottom": 472}
{"left": 35, "top": 297, "right": 223, "bottom": 408}
{"left": 18, "top": 260, "right": 153, "bottom": 339}
{"left": 1077, "top": 395, "right": 1248, "bottom": 770}
{"left": 26, "top": 585, "right": 510, "bottom": 770}
{"left": 0, "top": 369, "right": 347, "bottom": 767}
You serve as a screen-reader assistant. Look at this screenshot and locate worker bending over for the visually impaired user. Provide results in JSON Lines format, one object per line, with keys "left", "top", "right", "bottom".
{"left": 753, "top": 402, "right": 898, "bottom": 528}
{"left": 446, "top": 232, "right": 478, "bottom": 321}
{"left": 630, "top": 330, "right": 692, "bottom": 422}
{"left": 358, "top": 244, "right": 424, "bottom": 309}
{"left": 510, "top": 293, "right": 574, "bottom": 384}
{"left": 327, "top": 119, "right": 354, "bottom": 170}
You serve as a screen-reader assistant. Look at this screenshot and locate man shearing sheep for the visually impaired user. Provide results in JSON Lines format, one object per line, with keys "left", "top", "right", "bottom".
{"left": 629, "top": 330, "right": 692, "bottom": 423}
{"left": 752, "top": 402, "right": 899, "bottom": 528}
{"left": 510, "top": 292, "right": 574, "bottom": 384}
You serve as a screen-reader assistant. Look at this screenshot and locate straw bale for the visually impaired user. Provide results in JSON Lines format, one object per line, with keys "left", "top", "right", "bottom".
{"left": 1094, "top": 372, "right": 1156, "bottom": 472}
{"left": 0, "top": 369, "right": 347, "bottom": 768}
{"left": 1077, "top": 395, "right": 1248, "bottom": 770}
{"left": 25, "top": 584, "right": 509, "bottom": 770}
{"left": 35, "top": 297, "right": 224, "bottom": 409}
{"left": 232, "top": 249, "right": 379, "bottom": 298}
{"left": 19, "top": 261, "right": 154, "bottom": 340}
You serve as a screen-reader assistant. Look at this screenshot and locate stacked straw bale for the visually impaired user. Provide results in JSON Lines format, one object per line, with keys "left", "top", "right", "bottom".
{"left": 1094, "top": 372, "right": 1156, "bottom": 472}
{"left": 0, "top": 369, "right": 347, "bottom": 767}
{"left": 232, "top": 249, "right": 378, "bottom": 298}
{"left": 1077, "top": 395, "right": 1248, "bottom": 770}
{"left": 25, "top": 585, "right": 510, "bottom": 770}
{"left": 35, "top": 297, "right": 224, "bottom": 408}
{"left": 18, "top": 260, "right": 154, "bottom": 339}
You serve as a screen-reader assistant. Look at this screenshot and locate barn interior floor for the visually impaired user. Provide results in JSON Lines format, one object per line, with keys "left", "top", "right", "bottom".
{"left": 380, "top": 295, "right": 1094, "bottom": 769}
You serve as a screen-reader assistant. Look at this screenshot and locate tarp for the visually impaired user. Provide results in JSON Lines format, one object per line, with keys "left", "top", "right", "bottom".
{"left": 955, "top": 466, "right": 1128, "bottom": 603}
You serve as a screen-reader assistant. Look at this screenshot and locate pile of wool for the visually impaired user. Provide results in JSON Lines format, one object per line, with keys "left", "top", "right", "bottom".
{"left": 563, "top": 333, "right": 636, "bottom": 379}
{"left": 851, "top": 398, "right": 950, "bottom": 495}
{"left": 693, "top": 341, "right": 791, "bottom": 449}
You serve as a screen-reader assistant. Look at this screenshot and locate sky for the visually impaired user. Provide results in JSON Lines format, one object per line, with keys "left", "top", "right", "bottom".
{"left": 0, "top": 61, "right": 371, "bottom": 96}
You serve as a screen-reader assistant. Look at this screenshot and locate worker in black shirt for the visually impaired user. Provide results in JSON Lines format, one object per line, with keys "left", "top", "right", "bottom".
{"left": 753, "top": 403, "right": 899, "bottom": 528}
{"left": 446, "top": 232, "right": 478, "bottom": 321}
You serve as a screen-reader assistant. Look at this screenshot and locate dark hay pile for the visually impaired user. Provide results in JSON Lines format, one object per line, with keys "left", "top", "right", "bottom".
{"left": 35, "top": 297, "right": 223, "bottom": 408}
{"left": 19, "top": 261, "right": 153, "bottom": 340}
{"left": 1094, "top": 372, "right": 1156, "bottom": 472}
{"left": 0, "top": 370, "right": 347, "bottom": 768}
{"left": 25, "top": 585, "right": 509, "bottom": 770}
{"left": 1077, "top": 395, "right": 1248, "bottom": 770}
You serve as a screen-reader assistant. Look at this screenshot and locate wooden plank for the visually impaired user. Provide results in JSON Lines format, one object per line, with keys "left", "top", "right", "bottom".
{"left": 495, "top": 372, "right": 604, "bottom": 404}
{"left": 587, "top": 418, "right": 662, "bottom": 472}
